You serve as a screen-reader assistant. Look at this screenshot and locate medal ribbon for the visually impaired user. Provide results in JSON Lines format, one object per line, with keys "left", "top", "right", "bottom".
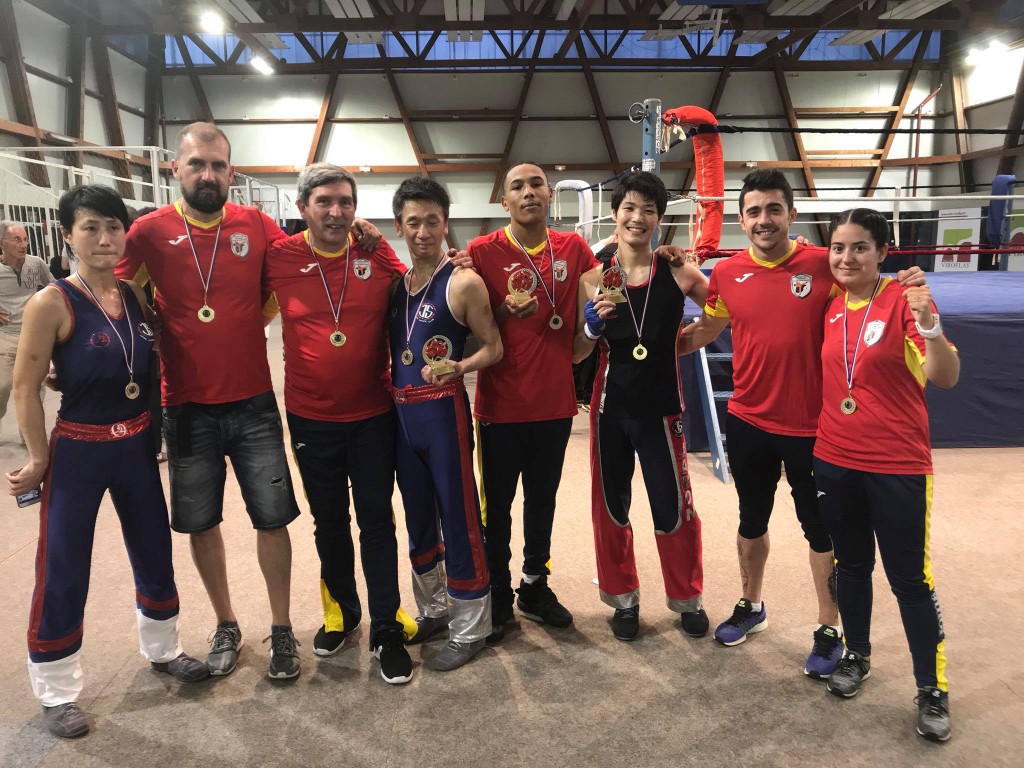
{"left": 618, "top": 256, "right": 656, "bottom": 345}
{"left": 307, "top": 234, "right": 351, "bottom": 331}
{"left": 404, "top": 256, "right": 448, "bottom": 351}
{"left": 506, "top": 227, "right": 557, "bottom": 312}
{"left": 76, "top": 275, "right": 136, "bottom": 384}
{"left": 178, "top": 207, "right": 223, "bottom": 308}
{"left": 842, "top": 275, "right": 883, "bottom": 396}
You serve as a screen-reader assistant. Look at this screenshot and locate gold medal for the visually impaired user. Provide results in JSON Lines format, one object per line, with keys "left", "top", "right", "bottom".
{"left": 549, "top": 314, "right": 563, "bottom": 330}
{"left": 840, "top": 396, "right": 857, "bottom": 415}
{"left": 125, "top": 381, "right": 140, "bottom": 400}
{"left": 330, "top": 330, "right": 346, "bottom": 347}
{"left": 198, "top": 305, "right": 215, "bottom": 323}
{"left": 401, "top": 348, "right": 415, "bottom": 366}
{"left": 633, "top": 343, "right": 648, "bottom": 361}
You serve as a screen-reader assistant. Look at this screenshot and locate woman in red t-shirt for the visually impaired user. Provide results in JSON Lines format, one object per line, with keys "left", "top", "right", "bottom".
{"left": 812, "top": 208, "right": 960, "bottom": 743}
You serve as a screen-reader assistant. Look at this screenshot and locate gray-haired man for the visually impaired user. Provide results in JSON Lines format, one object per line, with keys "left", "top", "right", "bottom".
{"left": 0, "top": 221, "right": 53, "bottom": 430}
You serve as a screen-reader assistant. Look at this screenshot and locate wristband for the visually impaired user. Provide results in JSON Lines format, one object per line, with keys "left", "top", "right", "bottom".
{"left": 915, "top": 314, "right": 942, "bottom": 339}
{"left": 584, "top": 325, "right": 602, "bottom": 341}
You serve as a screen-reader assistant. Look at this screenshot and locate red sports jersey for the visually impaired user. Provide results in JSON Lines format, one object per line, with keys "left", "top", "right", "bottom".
{"left": 469, "top": 226, "right": 598, "bottom": 423}
{"left": 264, "top": 230, "right": 405, "bottom": 422}
{"left": 814, "top": 278, "right": 951, "bottom": 474}
{"left": 117, "top": 201, "right": 285, "bottom": 406}
{"left": 704, "top": 242, "right": 839, "bottom": 436}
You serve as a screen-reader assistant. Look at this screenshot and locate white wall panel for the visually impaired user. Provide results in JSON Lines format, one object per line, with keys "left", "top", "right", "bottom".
{"left": 524, "top": 73, "right": 592, "bottom": 116}
{"left": 108, "top": 50, "right": 147, "bottom": 111}
{"left": 13, "top": 0, "right": 67, "bottom": 76}
{"left": 221, "top": 124, "right": 317, "bottom": 167}
{"left": 415, "top": 121, "right": 508, "bottom": 155}
{"left": 717, "top": 73, "right": 780, "bottom": 116}
{"left": 511, "top": 121, "right": 609, "bottom": 164}
{"left": 334, "top": 75, "right": 400, "bottom": 117}
{"left": 25, "top": 74, "right": 65, "bottom": 135}
{"left": 83, "top": 96, "right": 106, "bottom": 145}
{"left": 593, "top": 72, "right": 717, "bottom": 119}
{"left": 394, "top": 73, "right": 526, "bottom": 111}
{"left": 964, "top": 51, "right": 1024, "bottom": 106}
{"left": 967, "top": 102, "right": 1012, "bottom": 152}
{"left": 122, "top": 112, "right": 145, "bottom": 146}
{"left": 322, "top": 124, "right": 418, "bottom": 166}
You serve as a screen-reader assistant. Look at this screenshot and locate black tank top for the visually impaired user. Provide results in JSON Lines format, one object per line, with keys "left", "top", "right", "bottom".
{"left": 598, "top": 256, "right": 686, "bottom": 417}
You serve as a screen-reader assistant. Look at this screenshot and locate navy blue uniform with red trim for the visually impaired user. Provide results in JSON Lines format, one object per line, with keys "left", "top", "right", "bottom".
{"left": 28, "top": 280, "right": 179, "bottom": 676}
{"left": 389, "top": 262, "right": 491, "bottom": 643}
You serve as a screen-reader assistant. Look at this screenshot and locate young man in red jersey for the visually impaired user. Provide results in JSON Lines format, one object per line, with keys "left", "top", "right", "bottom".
{"left": 264, "top": 163, "right": 415, "bottom": 685}
{"left": 467, "top": 162, "right": 599, "bottom": 642}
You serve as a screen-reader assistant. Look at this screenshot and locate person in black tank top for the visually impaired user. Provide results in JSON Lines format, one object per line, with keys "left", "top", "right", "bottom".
{"left": 6, "top": 186, "right": 208, "bottom": 740}
{"left": 572, "top": 172, "right": 711, "bottom": 642}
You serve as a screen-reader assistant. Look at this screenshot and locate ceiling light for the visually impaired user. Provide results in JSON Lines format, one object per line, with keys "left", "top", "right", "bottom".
{"left": 200, "top": 10, "right": 224, "bottom": 33}
{"left": 250, "top": 55, "right": 274, "bottom": 75}
{"left": 554, "top": 164, "right": 566, "bottom": 171}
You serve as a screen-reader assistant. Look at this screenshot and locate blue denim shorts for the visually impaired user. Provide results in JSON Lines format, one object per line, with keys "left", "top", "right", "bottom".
{"left": 163, "top": 391, "right": 300, "bottom": 533}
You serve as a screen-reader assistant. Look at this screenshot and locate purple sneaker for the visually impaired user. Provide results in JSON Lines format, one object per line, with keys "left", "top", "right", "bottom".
{"left": 714, "top": 599, "right": 768, "bottom": 646}
{"left": 805, "top": 625, "right": 844, "bottom": 679}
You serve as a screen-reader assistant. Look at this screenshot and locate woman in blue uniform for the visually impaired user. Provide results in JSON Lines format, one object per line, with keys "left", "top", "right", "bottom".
{"left": 7, "top": 185, "right": 207, "bottom": 740}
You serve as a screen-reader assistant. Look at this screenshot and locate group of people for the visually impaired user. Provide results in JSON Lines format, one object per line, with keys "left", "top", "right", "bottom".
{"left": 5, "top": 120, "right": 958, "bottom": 745}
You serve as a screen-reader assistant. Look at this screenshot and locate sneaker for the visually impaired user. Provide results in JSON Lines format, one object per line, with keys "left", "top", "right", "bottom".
{"left": 611, "top": 606, "right": 640, "bottom": 641}
{"left": 42, "top": 703, "right": 89, "bottom": 739}
{"left": 407, "top": 614, "right": 449, "bottom": 646}
{"left": 313, "top": 624, "right": 357, "bottom": 657}
{"left": 372, "top": 629, "right": 414, "bottom": 684}
{"left": 915, "top": 687, "right": 952, "bottom": 742}
{"left": 151, "top": 652, "right": 210, "bottom": 682}
{"left": 488, "top": 587, "right": 515, "bottom": 645}
{"left": 265, "top": 626, "right": 301, "bottom": 680}
{"left": 827, "top": 649, "right": 871, "bottom": 698}
{"left": 428, "top": 638, "right": 486, "bottom": 671}
{"left": 515, "top": 576, "right": 574, "bottom": 628}
{"left": 207, "top": 621, "right": 243, "bottom": 675}
{"left": 680, "top": 608, "right": 710, "bottom": 638}
{"left": 714, "top": 599, "right": 767, "bottom": 646}
{"left": 805, "top": 625, "right": 844, "bottom": 679}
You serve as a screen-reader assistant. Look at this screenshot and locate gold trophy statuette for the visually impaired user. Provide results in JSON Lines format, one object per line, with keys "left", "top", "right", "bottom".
{"left": 599, "top": 266, "right": 628, "bottom": 303}
{"left": 507, "top": 267, "right": 538, "bottom": 306}
{"left": 423, "top": 335, "right": 456, "bottom": 376}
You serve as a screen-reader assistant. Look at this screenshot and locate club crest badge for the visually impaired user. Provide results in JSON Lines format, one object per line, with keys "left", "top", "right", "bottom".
{"left": 416, "top": 301, "right": 436, "bottom": 322}
{"left": 353, "top": 258, "right": 372, "bottom": 280}
{"left": 791, "top": 273, "right": 812, "bottom": 298}
{"left": 229, "top": 232, "right": 249, "bottom": 259}
{"left": 553, "top": 259, "right": 568, "bottom": 282}
{"left": 863, "top": 320, "right": 886, "bottom": 346}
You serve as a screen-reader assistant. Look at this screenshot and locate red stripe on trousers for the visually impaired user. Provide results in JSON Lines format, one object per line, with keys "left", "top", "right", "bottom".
{"left": 453, "top": 400, "right": 490, "bottom": 591}
{"left": 411, "top": 542, "right": 445, "bottom": 569}
{"left": 136, "top": 592, "right": 180, "bottom": 612}
{"left": 27, "top": 436, "right": 60, "bottom": 651}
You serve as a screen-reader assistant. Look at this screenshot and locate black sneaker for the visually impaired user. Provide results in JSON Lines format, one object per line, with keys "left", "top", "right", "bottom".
{"left": 915, "top": 687, "right": 952, "bottom": 742}
{"left": 42, "top": 703, "right": 89, "bottom": 739}
{"left": 372, "top": 629, "right": 414, "bottom": 685}
{"left": 515, "top": 576, "right": 573, "bottom": 628}
{"left": 265, "top": 626, "right": 301, "bottom": 679}
{"left": 680, "top": 608, "right": 710, "bottom": 638}
{"left": 611, "top": 606, "right": 640, "bottom": 641}
{"left": 827, "top": 649, "right": 871, "bottom": 698}
{"left": 488, "top": 587, "right": 515, "bottom": 645}
{"left": 151, "top": 652, "right": 210, "bottom": 682}
{"left": 207, "top": 621, "right": 243, "bottom": 676}
{"left": 313, "top": 624, "right": 358, "bottom": 657}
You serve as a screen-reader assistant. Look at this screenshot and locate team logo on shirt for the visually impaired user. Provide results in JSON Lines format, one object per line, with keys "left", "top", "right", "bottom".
{"left": 791, "top": 273, "right": 812, "bottom": 298}
{"left": 138, "top": 322, "right": 154, "bottom": 340}
{"left": 863, "top": 320, "right": 886, "bottom": 346}
{"left": 90, "top": 332, "right": 111, "bottom": 348}
{"left": 416, "top": 302, "right": 436, "bottom": 322}
{"left": 229, "top": 233, "right": 250, "bottom": 259}
{"left": 353, "top": 258, "right": 372, "bottom": 280}
{"left": 553, "top": 259, "right": 568, "bottom": 282}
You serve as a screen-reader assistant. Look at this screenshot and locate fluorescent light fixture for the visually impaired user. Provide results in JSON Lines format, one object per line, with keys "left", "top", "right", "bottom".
{"left": 250, "top": 55, "right": 274, "bottom": 75}
{"left": 554, "top": 164, "right": 566, "bottom": 171}
{"left": 200, "top": 10, "right": 224, "bottom": 33}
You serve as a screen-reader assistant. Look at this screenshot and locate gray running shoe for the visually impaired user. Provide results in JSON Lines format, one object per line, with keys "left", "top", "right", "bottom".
{"left": 207, "top": 621, "right": 243, "bottom": 676}
{"left": 42, "top": 703, "right": 89, "bottom": 739}
{"left": 827, "top": 649, "right": 871, "bottom": 698}
{"left": 916, "top": 687, "right": 952, "bottom": 742}
{"left": 407, "top": 614, "right": 450, "bottom": 646}
{"left": 428, "top": 638, "right": 486, "bottom": 672}
{"left": 151, "top": 652, "right": 210, "bottom": 682}
{"left": 265, "top": 626, "right": 301, "bottom": 680}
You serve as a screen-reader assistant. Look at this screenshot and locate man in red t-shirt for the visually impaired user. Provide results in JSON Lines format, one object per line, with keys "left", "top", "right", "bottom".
{"left": 467, "top": 162, "right": 598, "bottom": 642}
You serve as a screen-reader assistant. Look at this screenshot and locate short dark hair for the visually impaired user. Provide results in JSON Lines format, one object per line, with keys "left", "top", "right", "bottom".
{"left": 738, "top": 169, "right": 794, "bottom": 212}
{"left": 392, "top": 177, "right": 451, "bottom": 220}
{"left": 611, "top": 171, "right": 668, "bottom": 217}
{"left": 58, "top": 185, "right": 131, "bottom": 232}
{"left": 829, "top": 208, "right": 891, "bottom": 249}
{"left": 502, "top": 161, "right": 547, "bottom": 194}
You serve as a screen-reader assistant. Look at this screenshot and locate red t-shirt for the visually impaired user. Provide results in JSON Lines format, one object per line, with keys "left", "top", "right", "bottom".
{"left": 264, "top": 231, "right": 406, "bottom": 422}
{"left": 117, "top": 201, "right": 285, "bottom": 406}
{"left": 704, "top": 242, "right": 839, "bottom": 436}
{"left": 814, "top": 278, "right": 952, "bottom": 474}
{"left": 469, "top": 226, "right": 598, "bottom": 423}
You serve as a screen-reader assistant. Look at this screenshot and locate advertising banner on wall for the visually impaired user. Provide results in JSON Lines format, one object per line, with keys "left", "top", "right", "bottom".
{"left": 1006, "top": 212, "right": 1024, "bottom": 271}
{"left": 934, "top": 208, "right": 981, "bottom": 272}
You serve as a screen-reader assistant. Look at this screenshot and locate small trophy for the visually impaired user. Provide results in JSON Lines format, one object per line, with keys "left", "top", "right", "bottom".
{"left": 423, "top": 335, "right": 456, "bottom": 376}
{"left": 599, "top": 265, "right": 628, "bottom": 303}
{"left": 507, "top": 267, "right": 538, "bottom": 306}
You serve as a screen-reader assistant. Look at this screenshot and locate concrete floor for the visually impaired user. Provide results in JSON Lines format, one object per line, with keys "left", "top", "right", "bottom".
{"left": 0, "top": 325, "right": 1020, "bottom": 767}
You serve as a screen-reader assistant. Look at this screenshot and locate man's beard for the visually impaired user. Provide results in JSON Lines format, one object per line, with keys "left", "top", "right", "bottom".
{"left": 183, "top": 182, "right": 228, "bottom": 214}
